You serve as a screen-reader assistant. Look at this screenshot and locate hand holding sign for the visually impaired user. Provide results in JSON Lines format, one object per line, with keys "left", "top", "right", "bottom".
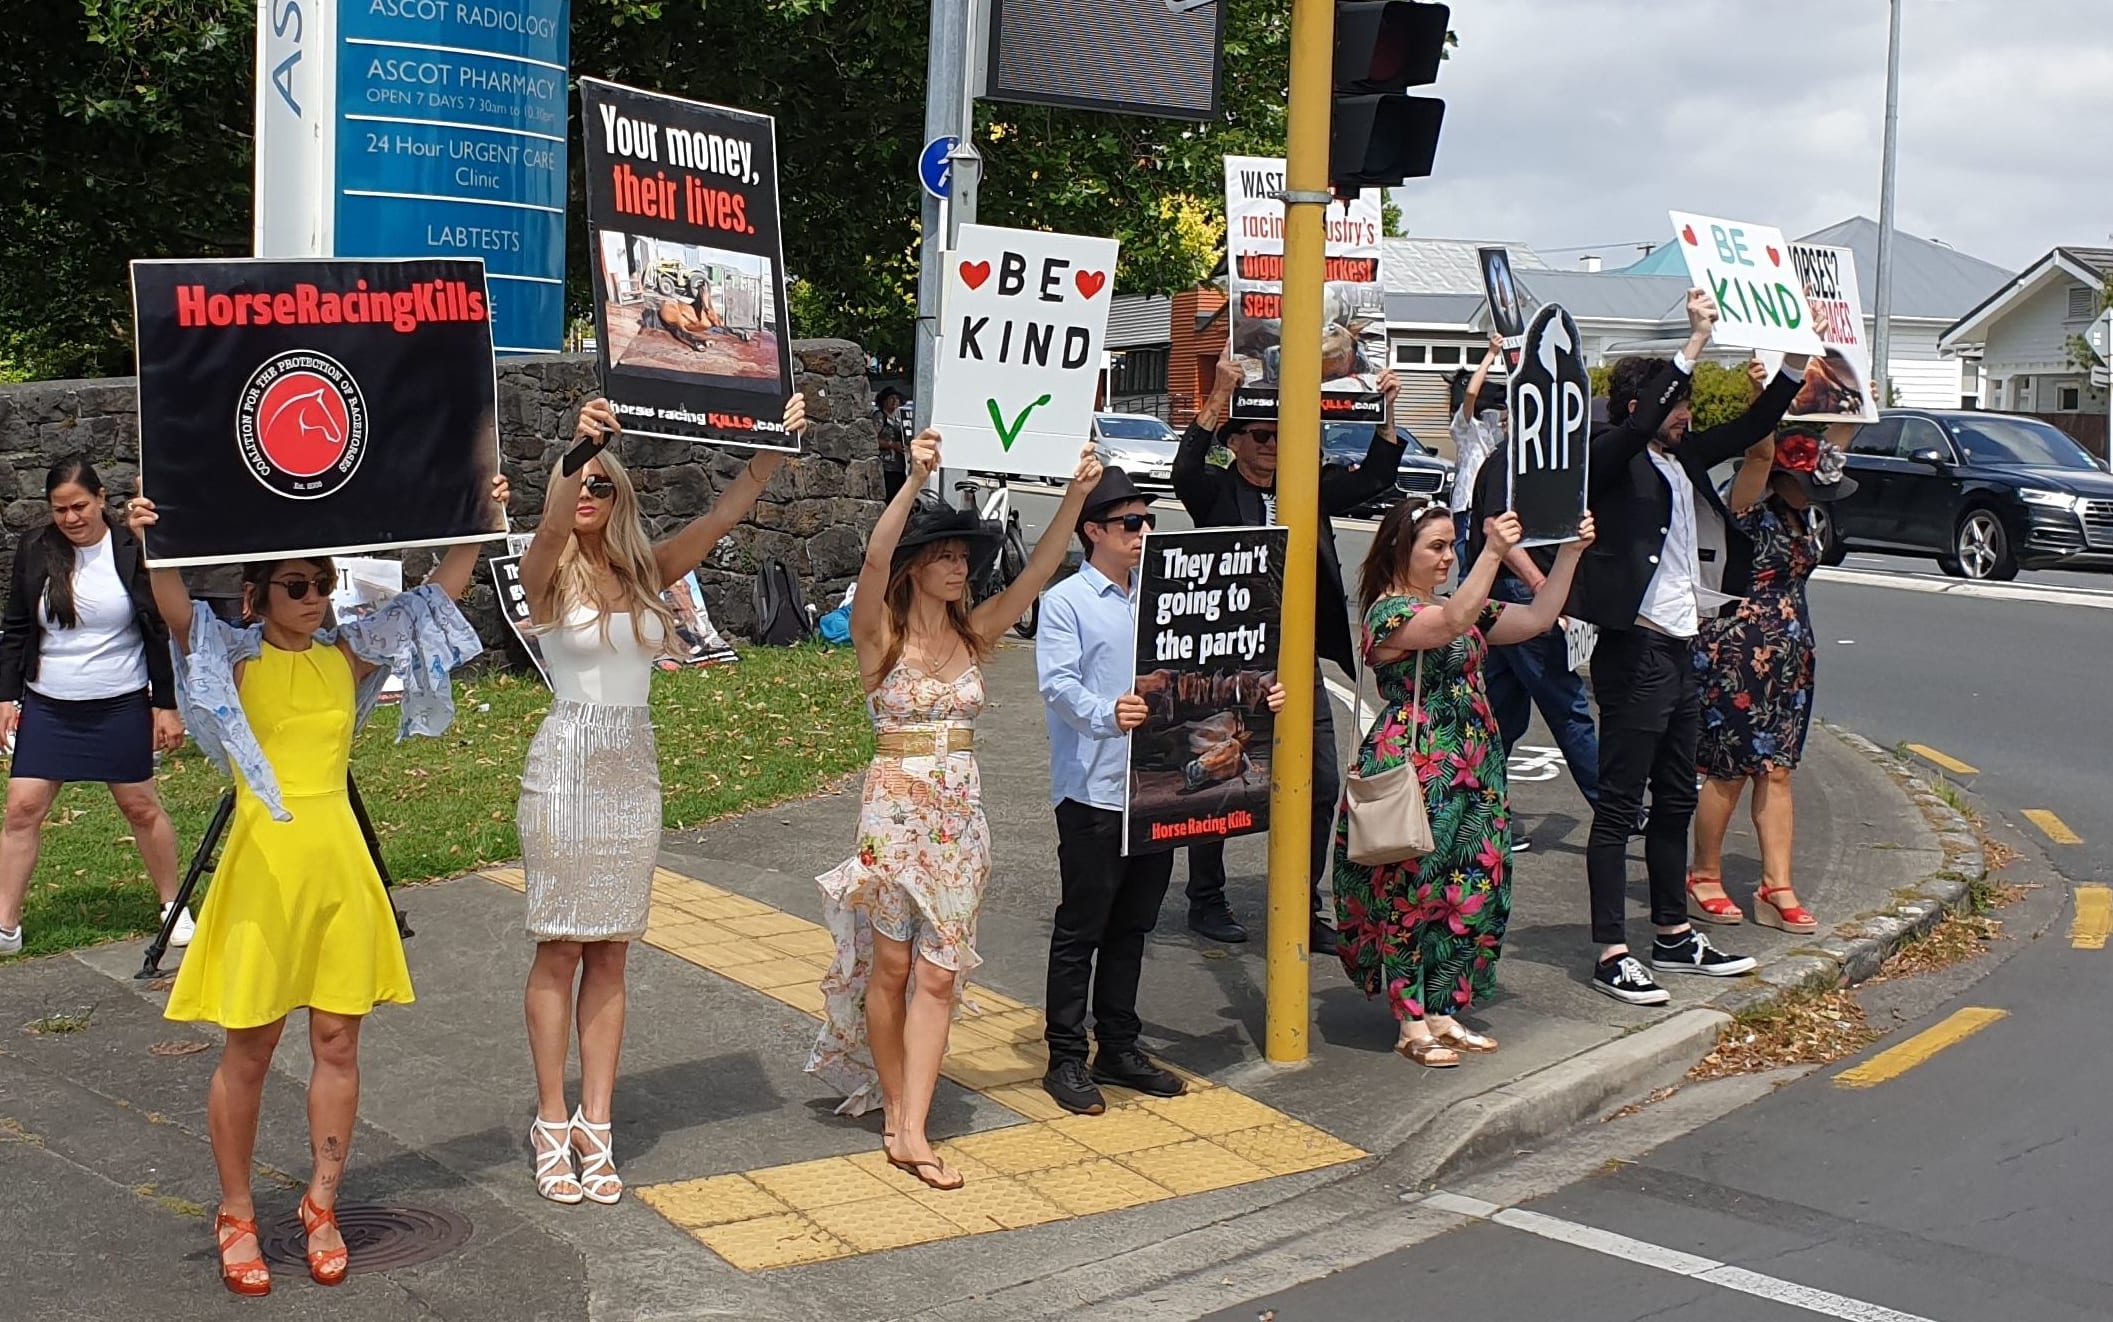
{"left": 560, "top": 398, "right": 623, "bottom": 477}
{"left": 909, "top": 428, "right": 943, "bottom": 480}
{"left": 1066, "top": 441, "right": 1104, "bottom": 495}
{"left": 1115, "top": 693, "right": 1150, "bottom": 732}
{"left": 746, "top": 393, "right": 812, "bottom": 483}
{"left": 1668, "top": 212, "right": 1824, "bottom": 356}
{"left": 1483, "top": 511, "right": 1523, "bottom": 559}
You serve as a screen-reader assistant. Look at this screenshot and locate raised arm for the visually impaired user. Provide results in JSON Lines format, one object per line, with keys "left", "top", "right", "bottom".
{"left": 523, "top": 398, "right": 619, "bottom": 622}
{"left": 850, "top": 427, "right": 936, "bottom": 682}
{"left": 1463, "top": 332, "right": 1503, "bottom": 417}
{"left": 1370, "top": 512, "right": 1523, "bottom": 662}
{"left": 425, "top": 475, "right": 512, "bottom": 601}
{"left": 125, "top": 496, "right": 194, "bottom": 651}
{"left": 972, "top": 443, "right": 1102, "bottom": 643}
{"left": 1174, "top": 350, "right": 1243, "bottom": 517}
{"left": 1686, "top": 357, "right": 1806, "bottom": 471}
{"left": 1488, "top": 514, "right": 1595, "bottom": 644}
{"left": 1588, "top": 290, "right": 1718, "bottom": 495}
{"left": 1726, "top": 433, "right": 1777, "bottom": 515}
{"left": 1322, "top": 371, "right": 1407, "bottom": 515}
{"left": 653, "top": 393, "right": 810, "bottom": 588}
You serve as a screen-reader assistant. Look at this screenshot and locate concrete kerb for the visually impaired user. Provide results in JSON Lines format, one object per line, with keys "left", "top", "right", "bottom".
{"left": 1392, "top": 722, "right": 1985, "bottom": 1191}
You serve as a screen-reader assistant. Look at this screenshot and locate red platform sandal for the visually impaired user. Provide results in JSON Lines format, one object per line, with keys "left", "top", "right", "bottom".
{"left": 215, "top": 1210, "right": 271, "bottom": 1297}
{"left": 299, "top": 1192, "right": 349, "bottom": 1286}
{"left": 1754, "top": 884, "right": 1818, "bottom": 935}
{"left": 1685, "top": 873, "right": 1746, "bottom": 925}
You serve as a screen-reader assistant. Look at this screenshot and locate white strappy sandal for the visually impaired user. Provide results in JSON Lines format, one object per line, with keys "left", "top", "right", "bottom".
{"left": 530, "top": 1116, "right": 583, "bottom": 1204}
{"left": 570, "top": 1108, "right": 623, "bottom": 1205}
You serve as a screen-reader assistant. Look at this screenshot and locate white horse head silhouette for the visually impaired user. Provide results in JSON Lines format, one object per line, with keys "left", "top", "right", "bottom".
{"left": 263, "top": 386, "right": 344, "bottom": 451}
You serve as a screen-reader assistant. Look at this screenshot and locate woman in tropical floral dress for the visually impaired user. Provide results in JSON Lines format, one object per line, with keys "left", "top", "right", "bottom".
{"left": 1334, "top": 499, "right": 1592, "bottom": 1067}
{"left": 1689, "top": 425, "right": 1857, "bottom": 936}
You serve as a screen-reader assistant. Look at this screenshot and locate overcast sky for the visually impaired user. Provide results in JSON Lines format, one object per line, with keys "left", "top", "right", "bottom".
{"left": 1388, "top": 0, "right": 2113, "bottom": 273}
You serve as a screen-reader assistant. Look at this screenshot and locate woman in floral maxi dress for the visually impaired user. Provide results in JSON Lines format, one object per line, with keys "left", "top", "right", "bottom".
{"left": 808, "top": 427, "right": 1100, "bottom": 1192}
{"left": 1333, "top": 499, "right": 1592, "bottom": 1067}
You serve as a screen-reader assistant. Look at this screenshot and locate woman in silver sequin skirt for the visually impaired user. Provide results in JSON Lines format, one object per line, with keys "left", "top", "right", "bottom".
{"left": 514, "top": 394, "right": 809, "bottom": 1206}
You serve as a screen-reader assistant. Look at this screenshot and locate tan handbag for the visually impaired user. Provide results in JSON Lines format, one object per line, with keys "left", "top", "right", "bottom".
{"left": 1345, "top": 649, "right": 1435, "bottom": 866}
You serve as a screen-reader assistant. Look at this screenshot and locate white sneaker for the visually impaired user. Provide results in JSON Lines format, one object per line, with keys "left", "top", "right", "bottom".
{"left": 0, "top": 925, "right": 20, "bottom": 956}
{"left": 161, "top": 902, "right": 196, "bottom": 948}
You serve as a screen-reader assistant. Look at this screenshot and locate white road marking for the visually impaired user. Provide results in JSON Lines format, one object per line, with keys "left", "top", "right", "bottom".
{"left": 1420, "top": 1191, "right": 1945, "bottom": 1322}
{"left": 1815, "top": 566, "right": 2113, "bottom": 610}
{"left": 1324, "top": 675, "right": 1373, "bottom": 730}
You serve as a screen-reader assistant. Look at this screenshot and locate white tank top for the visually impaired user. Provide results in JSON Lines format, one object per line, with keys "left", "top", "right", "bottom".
{"left": 541, "top": 605, "right": 664, "bottom": 707}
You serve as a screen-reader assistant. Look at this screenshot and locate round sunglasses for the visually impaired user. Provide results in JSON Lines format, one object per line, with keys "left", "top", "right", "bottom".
{"left": 269, "top": 574, "right": 336, "bottom": 601}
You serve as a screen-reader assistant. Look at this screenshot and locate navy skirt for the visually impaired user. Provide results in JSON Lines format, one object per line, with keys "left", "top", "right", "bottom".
{"left": 11, "top": 689, "right": 154, "bottom": 784}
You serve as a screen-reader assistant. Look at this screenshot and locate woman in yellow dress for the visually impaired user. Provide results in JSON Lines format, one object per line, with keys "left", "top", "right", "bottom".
{"left": 129, "top": 478, "right": 504, "bottom": 1297}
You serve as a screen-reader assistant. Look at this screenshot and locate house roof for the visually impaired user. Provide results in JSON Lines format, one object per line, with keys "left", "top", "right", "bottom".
{"left": 1384, "top": 292, "right": 1487, "bottom": 327}
{"left": 1105, "top": 295, "right": 1171, "bottom": 348}
{"left": 1795, "top": 217, "right": 2011, "bottom": 322}
{"left": 1513, "top": 268, "right": 1691, "bottom": 324}
{"left": 1942, "top": 246, "right": 2113, "bottom": 349}
{"left": 1383, "top": 237, "right": 1545, "bottom": 295}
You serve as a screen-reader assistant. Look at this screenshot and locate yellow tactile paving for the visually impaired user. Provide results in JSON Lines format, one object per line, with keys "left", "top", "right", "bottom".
{"left": 477, "top": 865, "right": 1366, "bottom": 1271}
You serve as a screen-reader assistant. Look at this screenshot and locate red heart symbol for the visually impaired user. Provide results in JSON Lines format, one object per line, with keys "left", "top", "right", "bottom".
{"left": 1680, "top": 224, "right": 1698, "bottom": 246}
{"left": 1074, "top": 269, "right": 1107, "bottom": 300}
{"left": 1765, "top": 246, "right": 1781, "bottom": 266}
{"left": 959, "top": 260, "right": 990, "bottom": 290}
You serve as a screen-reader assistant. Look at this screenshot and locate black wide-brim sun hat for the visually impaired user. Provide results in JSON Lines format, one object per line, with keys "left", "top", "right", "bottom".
{"left": 1776, "top": 467, "right": 1859, "bottom": 503}
{"left": 886, "top": 498, "right": 1002, "bottom": 577}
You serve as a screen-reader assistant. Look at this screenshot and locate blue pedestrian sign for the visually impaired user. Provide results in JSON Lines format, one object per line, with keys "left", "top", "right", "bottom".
{"left": 919, "top": 136, "right": 958, "bottom": 201}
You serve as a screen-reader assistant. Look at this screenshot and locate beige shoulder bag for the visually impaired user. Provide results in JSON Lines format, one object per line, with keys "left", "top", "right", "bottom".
{"left": 1345, "top": 642, "right": 1435, "bottom": 866}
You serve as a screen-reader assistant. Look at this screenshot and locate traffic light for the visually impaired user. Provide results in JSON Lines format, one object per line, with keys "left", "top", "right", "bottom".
{"left": 1331, "top": 1, "right": 1449, "bottom": 192}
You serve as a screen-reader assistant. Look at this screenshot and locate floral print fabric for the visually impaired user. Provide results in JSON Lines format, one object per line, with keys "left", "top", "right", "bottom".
{"left": 1331, "top": 595, "right": 1512, "bottom": 1021}
{"left": 1696, "top": 502, "right": 1818, "bottom": 779}
{"left": 808, "top": 664, "right": 989, "bottom": 1116}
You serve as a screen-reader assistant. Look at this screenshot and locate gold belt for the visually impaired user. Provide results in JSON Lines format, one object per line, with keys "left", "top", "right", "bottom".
{"left": 874, "top": 728, "right": 976, "bottom": 757}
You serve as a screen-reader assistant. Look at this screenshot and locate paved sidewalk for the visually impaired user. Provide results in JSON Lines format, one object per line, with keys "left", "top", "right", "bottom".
{"left": 0, "top": 642, "right": 1952, "bottom": 1321}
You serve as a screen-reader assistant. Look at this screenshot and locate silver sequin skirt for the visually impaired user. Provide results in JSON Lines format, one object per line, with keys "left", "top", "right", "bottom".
{"left": 518, "top": 700, "right": 661, "bottom": 942}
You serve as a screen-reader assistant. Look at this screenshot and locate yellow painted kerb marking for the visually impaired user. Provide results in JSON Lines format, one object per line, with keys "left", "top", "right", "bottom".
{"left": 1905, "top": 744, "right": 1979, "bottom": 777}
{"left": 2071, "top": 886, "right": 2112, "bottom": 950}
{"left": 1835, "top": 1007, "right": 2008, "bottom": 1089}
{"left": 2025, "top": 810, "right": 2083, "bottom": 846}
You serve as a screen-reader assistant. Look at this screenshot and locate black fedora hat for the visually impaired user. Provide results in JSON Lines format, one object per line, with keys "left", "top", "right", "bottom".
{"left": 888, "top": 496, "right": 1002, "bottom": 576}
{"left": 1078, "top": 467, "right": 1148, "bottom": 528}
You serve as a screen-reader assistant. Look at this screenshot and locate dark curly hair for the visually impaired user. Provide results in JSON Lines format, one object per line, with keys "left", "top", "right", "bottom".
{"left": 1605, "top": 356, "right": 1689, "bottom": 425}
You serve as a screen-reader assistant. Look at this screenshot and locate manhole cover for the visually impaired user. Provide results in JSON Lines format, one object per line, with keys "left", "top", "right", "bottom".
{"left": 258, "top": 1203, "right": 473, "bottom": 1274}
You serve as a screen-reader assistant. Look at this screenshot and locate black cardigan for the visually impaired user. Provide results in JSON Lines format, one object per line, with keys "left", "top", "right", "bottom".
{"left": 1172, "top": 419, "right": 1405, "bottom": 673}
{"left": 1568, "top": 367, "right": 1801, "bottom": 631}
{"left": 0, "top": 524, "right": 176, "bottom": 708}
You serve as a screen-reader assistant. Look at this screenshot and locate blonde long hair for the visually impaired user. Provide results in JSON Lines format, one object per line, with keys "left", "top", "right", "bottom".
{"left": 533, "top": 447, "right": 678, "bottom": 646}
{"left": 877, "top": 540, "right": 990, "bottom": 679}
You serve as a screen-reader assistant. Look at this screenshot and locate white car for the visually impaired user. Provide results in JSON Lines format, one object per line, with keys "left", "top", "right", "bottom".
{"left": 1091, "top": 413, "right": 1181, "bottom": 490}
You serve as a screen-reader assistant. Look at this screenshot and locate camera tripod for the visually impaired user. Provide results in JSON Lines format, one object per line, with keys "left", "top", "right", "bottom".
{"left": 134, "top": 774, "right": 410, "bottom": 980}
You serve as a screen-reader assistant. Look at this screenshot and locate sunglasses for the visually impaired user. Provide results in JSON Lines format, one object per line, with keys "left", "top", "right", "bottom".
{"left": 269, "top": 574, "right": 335, "bottom": 601}
{"left": 1240, "top": 429, "right": 1279, "bottom": 446}
{"left": 1093, "top": 511, "right": 1158, "bottom": 533}
{"left": 582, "top": 477, "right": 616, "bottom": 500}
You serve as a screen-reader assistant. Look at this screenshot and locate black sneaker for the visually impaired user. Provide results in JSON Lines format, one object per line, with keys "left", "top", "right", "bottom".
{"left": 1309, "top": 918, "right": 1340, "bottom": 958}
{"left": 1650, "top": 930, "right": 1759, "bottom": 977}
{"left": 1592, "top": 953, "right": 1671, "bottom": 1006}
{"left": 1188, "top": 902, "right": 1248, "bottom": 944}
{"left": 1090, "top": 1047, "right": 1186, "bottom": 1098}
{"left": 1043, "top": 1057, "right": 1106, "bottom": 1114}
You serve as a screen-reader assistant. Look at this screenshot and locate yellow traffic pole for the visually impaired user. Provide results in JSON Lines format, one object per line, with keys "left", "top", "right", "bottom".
{"left": 1264, "top": 0, "right": 1336, "bottom": 1064}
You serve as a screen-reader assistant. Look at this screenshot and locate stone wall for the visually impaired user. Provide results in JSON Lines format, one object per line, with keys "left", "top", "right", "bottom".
{"left": 0, "top": 340, "right": 884, "bottom": 659}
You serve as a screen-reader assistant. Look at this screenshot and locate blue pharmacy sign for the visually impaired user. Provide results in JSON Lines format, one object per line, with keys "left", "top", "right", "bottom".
{"left": 252, "top": 0, "right": 572, "bottom": 355}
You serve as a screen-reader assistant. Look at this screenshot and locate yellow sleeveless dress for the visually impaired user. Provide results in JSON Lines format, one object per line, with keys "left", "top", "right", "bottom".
{"left": 164, "top": 641, "right": 414, "bottom": 1029}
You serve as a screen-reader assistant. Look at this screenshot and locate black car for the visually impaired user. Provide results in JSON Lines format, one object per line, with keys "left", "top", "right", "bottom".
{"left": 1319, "top": 422, "right": 1455, "bottom": 517}
{"left": 1824, "top": 409, "right": 2113, "bottom": 580}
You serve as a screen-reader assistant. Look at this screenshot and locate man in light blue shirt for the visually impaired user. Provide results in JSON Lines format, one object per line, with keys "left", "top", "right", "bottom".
{"left": 1035, "top": 469, "right": 1186, "bottom": 1116}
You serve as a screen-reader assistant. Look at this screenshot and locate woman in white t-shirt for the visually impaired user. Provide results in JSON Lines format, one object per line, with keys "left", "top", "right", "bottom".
{"left": 0, "top": 459, "right": 189, "bottom": 956}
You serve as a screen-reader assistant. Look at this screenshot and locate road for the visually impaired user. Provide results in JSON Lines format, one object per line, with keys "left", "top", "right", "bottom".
{"left": 1002, "top": 481, "right": 2113, "bottom": 1321}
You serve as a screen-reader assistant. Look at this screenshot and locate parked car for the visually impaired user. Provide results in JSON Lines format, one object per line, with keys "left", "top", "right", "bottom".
{"left": 1824, "top": 409, "right": 2113, "bottom": 580}
{"left": 1319, "top": 421, "right": 1454, "bottom": 517}
{"left": 1090, "top": 412, "right": 1181, "bottom": 490}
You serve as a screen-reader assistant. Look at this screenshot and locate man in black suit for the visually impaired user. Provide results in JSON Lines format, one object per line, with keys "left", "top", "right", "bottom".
{"left": 1569, "top": 290, "right": 1807, "bottom": 1006}
{"left": 1172, "top": 355, "right": 1405, "bottom": 956}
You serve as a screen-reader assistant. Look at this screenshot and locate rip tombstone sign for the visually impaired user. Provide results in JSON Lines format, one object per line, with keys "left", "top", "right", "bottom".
{"left": 1666, "top": 211, "right": 1825, "bottom": 357}
{"left": 930, "top": 224, "right": 1119, "bottom": 480}
{"left": 1506, "top": 303, "right": 1592, "bottom": 545}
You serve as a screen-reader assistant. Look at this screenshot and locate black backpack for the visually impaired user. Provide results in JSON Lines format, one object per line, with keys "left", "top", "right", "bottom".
{"left": 750, "top": 556, "right": 814, "bottom": 645}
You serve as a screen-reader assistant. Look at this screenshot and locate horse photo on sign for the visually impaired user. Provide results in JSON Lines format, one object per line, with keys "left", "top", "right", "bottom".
{"left": 1505, "top": 303, "right": 1592, "bottom": 546}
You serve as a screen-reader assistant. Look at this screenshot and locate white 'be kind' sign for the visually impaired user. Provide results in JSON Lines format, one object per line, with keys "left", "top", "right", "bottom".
{"left": 931, "top": 224, "right": 1120, "bottom": 480}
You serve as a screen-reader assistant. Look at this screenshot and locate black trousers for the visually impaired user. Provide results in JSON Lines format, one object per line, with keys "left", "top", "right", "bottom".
{"left": 1183, "top": 668, "right": 1338, "bottom": 920}
{"left": 1586, "top": 628, "right": 1702, "bottom": 947}
{"left": 1046, "top": 800, "right": 1177, "bottom": 1063}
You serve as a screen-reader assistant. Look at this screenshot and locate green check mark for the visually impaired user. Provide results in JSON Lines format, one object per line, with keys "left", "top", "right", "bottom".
{"left": 986, "top": 394, "right": 1052, "bottom": 452}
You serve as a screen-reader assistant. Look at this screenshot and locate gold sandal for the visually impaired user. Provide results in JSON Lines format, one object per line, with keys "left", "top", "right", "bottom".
{"left": 1433, "top": 1024, "right": 1499, "bottom": 1053}
{"left": 1396, "top": 1036, "right": 1461, "bottom": 1069}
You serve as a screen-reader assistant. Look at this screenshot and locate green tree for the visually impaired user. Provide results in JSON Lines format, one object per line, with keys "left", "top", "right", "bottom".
{"left": 1588, "top": 359, "right": 1762, "bottom": 431}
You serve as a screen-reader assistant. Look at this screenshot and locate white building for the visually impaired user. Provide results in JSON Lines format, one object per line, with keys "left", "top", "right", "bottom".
{"left": 1941, "top": 247, "right": 2113, "bottom": 438}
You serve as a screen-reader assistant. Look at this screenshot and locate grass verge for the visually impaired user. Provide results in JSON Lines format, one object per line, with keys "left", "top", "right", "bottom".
{"left": 6, "top": 644, "right": 870, "bottom": 962}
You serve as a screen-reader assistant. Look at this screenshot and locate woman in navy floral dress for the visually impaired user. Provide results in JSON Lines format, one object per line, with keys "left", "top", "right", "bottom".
{"left": 1690, "top": 425, "right": 1857, "bottom": 935}
{"left": 1333, "top": 500, "right": 1591, "bottom": 1067}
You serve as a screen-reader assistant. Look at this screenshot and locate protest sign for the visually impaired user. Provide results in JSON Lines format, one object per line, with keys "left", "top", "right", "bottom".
{"left": 1224, "top": 156, "right": 1386, "bottom": 423}
{"left": 1666, "top": 211, "right": 1826, "bottom": 356}
{"left": 580, "top": 78, "right": 795, "bottom": 452}
{"left": 1479, "top": 246, "right": 1528, "bottom": 343}
{"left": 131, "top": 257, "right": 503, "bottom": 568}
{"left": 332, "top": 558, "right": 408, "bottom": 701}
{"left": 488, "top": 552, "right": 552, "bottom": 687}
{"left": 656, "top": 570, "right": 740, "bottom": 668}
{"left": 929, "top": 223, "right": 1119, "bottom": 479}
{"left": 1124, "top": 526, "right": 1287, "bottom": 855}
{"left": 1771, "top": 243, "right": 1879, "bottom": 422}
{"left": 1506, "top": 303, "right": 1592, "bottom": 545}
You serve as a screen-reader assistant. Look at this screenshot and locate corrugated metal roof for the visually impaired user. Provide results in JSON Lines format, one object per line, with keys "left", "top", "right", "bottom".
{"left": 1794, "top": 218, "right": 2011, "bottom": 322}
{"left": 1383, "top": 237, "right": 1545, "bottom": 295}
{"left": 1105, "top": 295, "right": 1172, "bottom": 347}
{"left": 1511, "top": 268, "right": 1690, "bottom": 323}
{"left": 1384, "top": 291, "right": 1485, "bottom": 326}
{"left": 2060, "top": 247, "right": 2113, "bottom": 279}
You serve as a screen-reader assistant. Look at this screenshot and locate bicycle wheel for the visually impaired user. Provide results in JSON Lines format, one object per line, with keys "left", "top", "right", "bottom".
{"left": 1004, "top": 527, "right": 1037, "bottom": 639}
